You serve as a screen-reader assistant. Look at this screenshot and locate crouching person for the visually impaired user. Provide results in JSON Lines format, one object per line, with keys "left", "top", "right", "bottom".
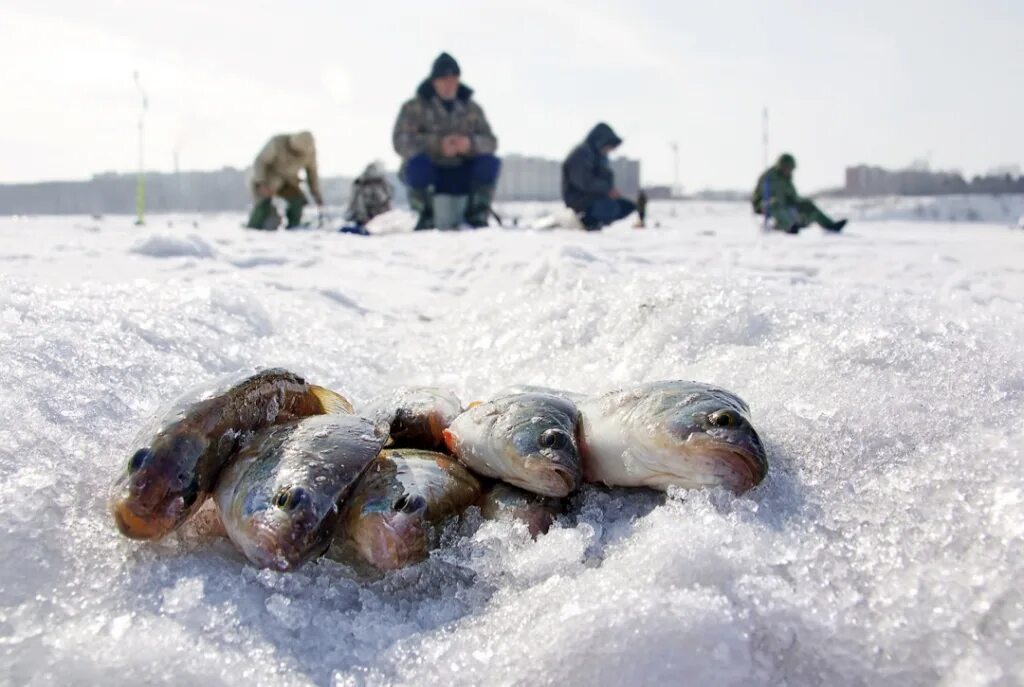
{"left": 246, "top": 131, "right": 323, "bottom": 230}
{"left": 392, "top": 52, "right": 500, "bottom": 229}
{"left": 752, "top": 153, "right": 847, "bottom": 233}
{"left": 562, "top": 123, "right": 636, "bottom": 230}
{"left": 346, "top": 161, "right": 393, "bottom": 228}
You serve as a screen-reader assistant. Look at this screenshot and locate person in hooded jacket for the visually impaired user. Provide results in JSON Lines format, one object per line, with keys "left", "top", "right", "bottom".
{"left": 752, "top": 153, "right": 847, "bottom": 233}
{"left": 245, "top": 131, "right": 323, "bottom": 230}
{"left": 562, "top": 123, "right": 637, "bottom": 230}
{"left": 392, "top": 52, "right": 500, "bottom": 230}
{"left": 346, "top": 161, "right": 393, "bottom": 227}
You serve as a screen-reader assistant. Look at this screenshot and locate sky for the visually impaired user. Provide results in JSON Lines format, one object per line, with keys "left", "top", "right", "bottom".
{"left": 1, "top": 0, "right": 1022, "bottom": 191}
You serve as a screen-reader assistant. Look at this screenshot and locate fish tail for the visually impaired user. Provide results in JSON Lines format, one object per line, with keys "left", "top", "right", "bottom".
{"left": 310, "top": 385, "right": 354, "bottom": 415}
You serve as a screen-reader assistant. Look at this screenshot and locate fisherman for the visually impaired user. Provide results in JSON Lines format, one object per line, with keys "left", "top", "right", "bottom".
{"left": 562, "top": 123, "right": 637, "bottom": 230}
{"left": 752, "top": 153, "right": 847, "bottom": 233}
{"left": 635, "top": 189, "right": 648, "bottom": 228}
{"left": 245, "top": 131, "right": 323, "bottom": 230}
{"left": 345, "top": 161, "right": 393, "bottom": 228}
{"left": 392, "top": 52, "right": 500, "bottom": 230}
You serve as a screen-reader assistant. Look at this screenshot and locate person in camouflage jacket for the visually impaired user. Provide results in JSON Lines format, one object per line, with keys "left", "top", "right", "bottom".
{"left": 245, "top": 131, "right": 322, "bottom": 230}
{"left": 392, "top": 52, "right": 500, "bottom": 229}
{"left": 752, "top": 153, "right": 847, "bottom": 233}
{"left": 346, "top": 161, "right": 393, "bottom": 226}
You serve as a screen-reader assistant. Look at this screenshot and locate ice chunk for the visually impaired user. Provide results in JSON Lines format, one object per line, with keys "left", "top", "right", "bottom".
{"left": 130, "top": 233, "right": 215, "bottom": 258}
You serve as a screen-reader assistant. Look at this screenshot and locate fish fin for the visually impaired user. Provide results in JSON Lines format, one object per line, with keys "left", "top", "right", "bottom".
{"left": 310, "top": 385, "right": 354, "bottom": 414}
{"left": 442, "top": 428, "right": 458, "bottom": 455}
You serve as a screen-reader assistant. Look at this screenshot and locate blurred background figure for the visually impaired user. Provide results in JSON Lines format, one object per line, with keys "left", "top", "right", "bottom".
{"left": 752, "top": 153, "right": 847, "bottom": 234}
{"left": 392, "top": 52, "right": 500, "bottom": 230}
{"left": 562, "top": 123, "right": 637, "bottom": 231}
{"left": 246, "top": 131, "right": 323, "bottom": 230}
{"left": 345, "top": 161, "right": 393, "bottom": 230}
{"left": 634, "top": 188, "right": 648, "bottom": 228}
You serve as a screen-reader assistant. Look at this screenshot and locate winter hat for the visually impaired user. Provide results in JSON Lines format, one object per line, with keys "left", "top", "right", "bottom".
{"left": 777, "top": 153, "right": 796, "bottom": 169}
{"left": 430, "top": 52, "right": 461, "bottom": 79}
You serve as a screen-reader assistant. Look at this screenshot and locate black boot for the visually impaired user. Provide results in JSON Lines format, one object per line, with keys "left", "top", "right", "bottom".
{"left": 825, "top": 219, "right": 848, "bottom": 232}
{"left": 408, "top": 187, "right": 435, "bottom": 230}
{"left": 464, "top": 185, "right": 495, "bottom": 228}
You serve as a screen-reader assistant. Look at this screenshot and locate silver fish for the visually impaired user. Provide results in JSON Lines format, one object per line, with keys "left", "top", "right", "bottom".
{"left": 578, "top": 380, "right": 768, "bottom": 493}
{"left": 443, "top": 392, "right": 582, "bottom": 497}
{"left": 363, "top": 386, "right": 463, "bottom": 450}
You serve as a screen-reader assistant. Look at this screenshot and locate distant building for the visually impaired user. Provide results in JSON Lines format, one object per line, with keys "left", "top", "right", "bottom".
{"left": 844, "top": 164, "right": 1024, "bottom": 197}
{"left": 496, "top": 154, "right": 641, "bottom": 201}
{"left": 644, "top": 185, "right": 675, "bottom": 200}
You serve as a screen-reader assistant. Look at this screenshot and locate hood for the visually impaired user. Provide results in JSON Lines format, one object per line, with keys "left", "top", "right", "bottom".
{"left": 416, "top": 79, "right": 474, "bottom": 103}
{"left": 288, "top": 131, "right": 315, "bottom": 156}
{"left": 359, "top": 161, "right": 387, "bottom": 180}
{"left": 585, "top": 123, "right": 622, "bottom": 152}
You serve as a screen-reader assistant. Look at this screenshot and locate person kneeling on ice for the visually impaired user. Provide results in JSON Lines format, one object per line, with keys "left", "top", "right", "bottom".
{"left": 246, "top": 131, "right": 324, "bottom": 230}
{"left": 345, "top": 161, "right": 393, "bottom": 229}
{"left": 752, "top": 153, "right": 847, "bottom": 234}
{"left": 392, "top": 52, "right": 500, "bottom": 230}
{"left": 562, "top": 123, "right": 637, "bottom": 230}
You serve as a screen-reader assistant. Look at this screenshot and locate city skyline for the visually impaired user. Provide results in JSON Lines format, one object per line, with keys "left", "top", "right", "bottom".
{"left": 2, "top": 0, "right": 1022, "bottom": 190}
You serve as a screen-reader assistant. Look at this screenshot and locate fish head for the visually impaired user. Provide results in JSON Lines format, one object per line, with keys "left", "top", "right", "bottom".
{"left": 109, "top": 429, "right": 209, "bottom": 539}
{"left": 505, "top": 418, "right": 581, "bottom": 497}
{"left": 342, "top": 478, "right": 430, "bottom": 570}
{"left": 656, "top": 396, "right": 768, "bottom": 493}
{"left": 234, "top": 482, "right": 335, "bottom": 571}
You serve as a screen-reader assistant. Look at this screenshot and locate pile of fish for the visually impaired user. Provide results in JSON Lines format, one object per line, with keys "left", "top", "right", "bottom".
{"left": 109, "top": 369, "right": 768, "bottom": 572}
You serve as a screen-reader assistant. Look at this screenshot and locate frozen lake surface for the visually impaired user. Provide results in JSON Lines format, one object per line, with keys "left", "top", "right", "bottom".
{"left": 1, "top": 201, "right": 1022, "bottom": 686}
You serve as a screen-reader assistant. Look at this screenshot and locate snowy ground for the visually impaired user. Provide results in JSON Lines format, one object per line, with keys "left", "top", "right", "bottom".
{"left": 1, "top": 201, "right": 1022, "bottom": 686}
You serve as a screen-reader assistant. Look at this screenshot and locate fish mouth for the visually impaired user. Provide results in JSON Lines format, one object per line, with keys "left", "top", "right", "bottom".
{"left": 684, "top": 435, "right": 768, "bottom": 494}
{"left": 358, "top": 514, "right": 426, "bottom": 570}
{"left": 110, "top": 496, "right": 184, "bottom": 540}
{"left": 515, "top": 460, "right": 579, "bottom": 498}
{"left": 246, "top": 517, "right": 322, "bottom": 572}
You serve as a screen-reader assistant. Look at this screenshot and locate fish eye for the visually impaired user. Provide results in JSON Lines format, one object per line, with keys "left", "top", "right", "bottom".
{"left": 274, "top": 486, "right": 308, "bottom": 511}
{"left": 538, "top": 429, "right": 570, "bottom": 450}
{"left": 127, "top": 448, "right": 151, "bottom": 473}
{"left": 708, "top": 411, "right": 737, "bottom": 428}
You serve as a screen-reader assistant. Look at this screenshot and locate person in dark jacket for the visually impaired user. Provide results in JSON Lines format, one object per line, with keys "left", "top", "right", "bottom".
{"left": 562, "top": 123, "right": 636, "bottom": 230}
{"left": 635, "top": 189, "right": 648, "bottom": 228}
{"left": 392, "top": 52, "right": 500, "bottom": 229}
{"left": 752, "top": 153, "right": 847, "bottom": 233}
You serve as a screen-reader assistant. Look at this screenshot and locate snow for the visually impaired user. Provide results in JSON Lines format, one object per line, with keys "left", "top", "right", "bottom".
{"left": 1, "top": 201, "right": 1022, "bottom": 686}
{"left": 827, "top": 193, "right": 1024, "bottom": 225}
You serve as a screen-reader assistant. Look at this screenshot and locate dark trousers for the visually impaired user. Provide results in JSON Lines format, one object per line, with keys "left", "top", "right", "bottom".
{"left": 759, "top": 198, "right": 836, "bottom": 232}
{"left": 246, "top": 183, "right": 306, "bottom": 229}
{"left": 403, "top": 154, "right": 501, "bottom": 194}
{"left": 583, "top": 197, "right": 637, "bottom": 229}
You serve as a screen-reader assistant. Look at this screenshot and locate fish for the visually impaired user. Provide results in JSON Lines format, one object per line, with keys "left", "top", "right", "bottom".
{"left": 109, "top": 368, "right": 352, "bottom": 540}
{"left": 332, "top": 448, "right": 481, "bottom": 570}
{"left": 477, "top": 482, "right": 563, "bottom": 537}
{"left": 213, "top": 414, "right": 385, "bottom": 571}
{"left": 493, "top": 385, "right": 586, "bottom": 403}
{"left": 363, "top": 386, "right": 463, "bottom": 450}
{"left": 577, "top": 380, "right": 768, "bottom": 493}
{"left": 443, "top": 392, "right": 582, "bottom": 498}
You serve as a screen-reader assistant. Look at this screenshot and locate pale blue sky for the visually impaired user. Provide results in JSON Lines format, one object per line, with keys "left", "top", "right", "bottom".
{"left": 2, "top": 0, "right": 1021, "bottom": 191}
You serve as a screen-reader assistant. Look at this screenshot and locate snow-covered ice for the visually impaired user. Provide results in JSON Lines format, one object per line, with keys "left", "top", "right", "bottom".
{"left": 0, "top": 201, "right": 1022, "bottom": 686}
